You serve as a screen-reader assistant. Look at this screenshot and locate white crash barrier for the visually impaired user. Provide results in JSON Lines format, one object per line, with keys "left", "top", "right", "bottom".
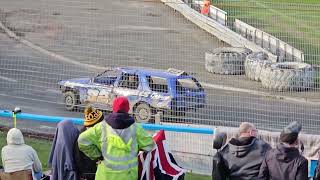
{"left": 234, "top": 19, "right": 304, "bottom": 62}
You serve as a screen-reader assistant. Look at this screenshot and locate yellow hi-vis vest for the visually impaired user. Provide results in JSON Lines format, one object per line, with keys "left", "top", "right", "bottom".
{"left": 101, "top": 121, "right": 138, "bottom": 171}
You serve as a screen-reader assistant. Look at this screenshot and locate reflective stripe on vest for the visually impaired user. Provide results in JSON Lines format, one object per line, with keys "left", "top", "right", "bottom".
{"left": 101, "top": 121, "right": 138, "bottom": 170}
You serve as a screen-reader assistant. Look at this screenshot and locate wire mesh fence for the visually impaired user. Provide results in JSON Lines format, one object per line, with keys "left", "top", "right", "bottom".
{"left": 213, "top": 0, "right": 320, "bottom": 85}
{"left": 0, "top": 0, "right": 319, "bottom": 154}
{"left": 0, "top": 0, "right": 320, "bottom": 130}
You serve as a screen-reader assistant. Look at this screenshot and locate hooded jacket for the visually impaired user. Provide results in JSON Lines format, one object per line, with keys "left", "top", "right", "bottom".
{"left": 78, "top": 112, "right": 154, "bottom": 180}
{"left": 258, "top": 143, "right": 308, "bottom": 180}
{"left": 48, "top": 120, "right": 80, "bottom": 180}
{"left": 213, "top": 137, "right": 271, "bottom": 180}
{"left": 1, "top": 128, "right": 42, "bottom": 180}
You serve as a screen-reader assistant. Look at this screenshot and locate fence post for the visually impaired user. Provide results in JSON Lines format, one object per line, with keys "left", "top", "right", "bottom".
{"left": 155, "top": 112, "right": 163, "bottom": 124}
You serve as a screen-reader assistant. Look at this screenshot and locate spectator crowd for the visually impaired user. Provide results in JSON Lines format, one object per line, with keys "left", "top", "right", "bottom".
{"left": 0, "top": 96, "right": 319, "bottom": 180}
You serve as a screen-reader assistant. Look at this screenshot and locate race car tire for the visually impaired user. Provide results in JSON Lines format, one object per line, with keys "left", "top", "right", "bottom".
{"left": 134, "top": 103, "right": 153, "bottom": 123}
{"left": 205, "top": 47, "right": 252, "bottom": 75}
{"left": 64, "top": 91, "right": 78, "bottom": 111}
{"left": 260, "top": 62, "right": 315, "bottom": 91}
{"left": 244, "top": 52, "right": 272, "bottom": 81}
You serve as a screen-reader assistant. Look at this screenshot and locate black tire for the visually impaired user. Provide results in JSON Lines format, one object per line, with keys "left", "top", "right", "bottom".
{"left": 260, "top": 62, "right": 315, "bottom": 91}
{"left": 205, "top": 47, "right": 252, "bottom": 75}
{"left": 63, "top": 91, "right": 78, "bottom": 111}
{"left": 244, "top": 52, "right": 272, "bottom": 82}
{"left": 133, "top": 103, "right": 153, "bottom": 123}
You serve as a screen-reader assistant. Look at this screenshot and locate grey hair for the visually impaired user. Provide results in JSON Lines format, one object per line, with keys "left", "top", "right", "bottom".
{"left": 239, "top": 122, "right": 256, "bottom": 134}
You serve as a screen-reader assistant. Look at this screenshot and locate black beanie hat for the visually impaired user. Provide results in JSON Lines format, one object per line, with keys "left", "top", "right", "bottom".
{"left": 280, "top": 121, "right": 302, "bottom": 144}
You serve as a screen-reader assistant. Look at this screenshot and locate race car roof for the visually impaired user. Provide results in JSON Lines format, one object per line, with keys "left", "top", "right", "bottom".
{"left": 116, "top": 67, "right": 190, "bottom": 78}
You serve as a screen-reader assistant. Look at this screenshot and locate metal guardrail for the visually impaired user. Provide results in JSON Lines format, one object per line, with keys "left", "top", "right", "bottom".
{"left": 234, "top": 19, "right": 304, "bottom": 62}
{"left": 0, "top": 110, "right": 214, "bottom": 134}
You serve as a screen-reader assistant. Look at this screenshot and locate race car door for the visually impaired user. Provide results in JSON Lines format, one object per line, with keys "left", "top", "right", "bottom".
{"left": 113, "top": 73, "right": 141, "bottom": 110}
{"left": 87, "top": 69, "right": 119, "bottom": 110}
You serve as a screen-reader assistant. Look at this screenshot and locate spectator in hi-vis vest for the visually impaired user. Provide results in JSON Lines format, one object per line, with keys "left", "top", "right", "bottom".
{"left": 201, "top": 0, "right": 210, "bottom": 16}
{"left": 78, "top": 96, "right": 154, "bottom": 180}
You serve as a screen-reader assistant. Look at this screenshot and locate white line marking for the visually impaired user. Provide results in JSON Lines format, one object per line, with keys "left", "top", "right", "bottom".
{"left": 0, "top": 75, "right": 18, "bottom": 83}
{"left": 202, "top": 82, "right": 320, "bottom": 105}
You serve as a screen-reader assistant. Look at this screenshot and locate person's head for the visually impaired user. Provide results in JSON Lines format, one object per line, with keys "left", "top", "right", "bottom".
{"left": 113, "top": 96, "right": 130, "bottom": 113}
{"left": 84, "top": 106, "right": 104, "bottom": 128}
{"left": 280, "top": 121, "right": 302, "bottom": 146}
{"left": 7, "top": 128, "right": 24, "bottom": 145}
{"left": 238, "top": 122, "right": 257, "bottom": 138}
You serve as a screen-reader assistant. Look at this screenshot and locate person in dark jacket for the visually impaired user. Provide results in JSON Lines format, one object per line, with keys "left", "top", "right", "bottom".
{"left": 74, "top": 106, "right": 104, "bottom": 180}
{"left": 258, "top": 121, "right": 308, "bottom": 180}
{"left": 212, "top": 122, "right": 271, "bottom": 180}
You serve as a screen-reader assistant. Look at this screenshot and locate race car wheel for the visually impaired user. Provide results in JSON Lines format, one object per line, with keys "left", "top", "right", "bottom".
{"left": 134, "top": 103, "right": 153, "bottom": 123}
{"left": 64, "top": 91, "right": 78, "bottom": 111}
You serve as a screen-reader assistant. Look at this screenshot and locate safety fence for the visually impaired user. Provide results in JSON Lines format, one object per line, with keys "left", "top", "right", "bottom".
{"left": 0, "top": 0, "right": 319, "bottom": 178}
{"left": 0, "top": 109, "right": 318, "bottom": 177}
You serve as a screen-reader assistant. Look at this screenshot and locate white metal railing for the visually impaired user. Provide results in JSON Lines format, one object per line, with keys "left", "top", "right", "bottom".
{"left": 234, "top": 19, "right": 305, "bottom": 62}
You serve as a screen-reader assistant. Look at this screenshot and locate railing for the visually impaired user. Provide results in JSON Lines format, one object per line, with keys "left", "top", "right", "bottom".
{"left": 0, "top": 110, "right": 214, "bottom": 134}
{"left": 0, "top": 109, "right": 318, "bottom": 177}
{"left": 234, "top": 19, "right": 304, "bottom": 62}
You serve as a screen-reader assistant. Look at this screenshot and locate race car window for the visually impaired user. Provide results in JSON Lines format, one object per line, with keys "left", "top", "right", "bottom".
{"left": 146, "top": 76, "right": 168, "bottom": 93}
{"left": 118, "top": 73, "right": 139, "bottom": 89}
{"left": 176, "top": 78, "right": 201, "bottom": 93}
{"left": 94, "top": 69, "right": 119, "bottom": 85}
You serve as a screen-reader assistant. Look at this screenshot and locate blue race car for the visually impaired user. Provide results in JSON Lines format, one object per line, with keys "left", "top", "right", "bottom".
{"left": 58, "top": 67, "right": 206, "bottom": 123}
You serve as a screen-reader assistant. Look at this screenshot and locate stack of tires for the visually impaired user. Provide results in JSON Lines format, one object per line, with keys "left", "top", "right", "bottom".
{"left": 205, "top": 47, "right": 252, "bottom": 75}
{"left": 244, "top": 52, "right": 272, "bottom": 82}
{"left": 205, "top": 47, "right": 316, "bottom": 91}
{"left": 260, "top": 62, "right": 315, "bottom": 91}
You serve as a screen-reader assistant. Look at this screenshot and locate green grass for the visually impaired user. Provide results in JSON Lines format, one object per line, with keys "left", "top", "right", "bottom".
{"left": 0, "top": 131, "right": 52, "bottom": 170}
{"left": 0, "top": 131, "right": 210, "bottom": 179}
{"left": 186, "top": 173, "right": 211, "bottom": 180}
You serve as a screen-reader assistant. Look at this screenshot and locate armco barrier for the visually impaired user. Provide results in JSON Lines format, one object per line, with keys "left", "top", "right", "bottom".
{"left": 0, "top": 109, "right": 317, "bottom": 177}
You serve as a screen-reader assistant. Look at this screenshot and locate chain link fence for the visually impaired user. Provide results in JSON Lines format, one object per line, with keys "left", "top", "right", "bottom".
{"left": 0, "top": 0, "right": 320, "bottom": 175}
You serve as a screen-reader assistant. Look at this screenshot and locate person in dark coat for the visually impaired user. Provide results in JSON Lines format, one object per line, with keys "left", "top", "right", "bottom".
{"left": 48, "top": 120, "right": 79, "bottom": 180}
{"left": 258, "top": 121, "right": 308, "bottom": 180}
{"left": 74, "top": 106, "right": 104, "bottom": 180}
{"left": 212, "top": 122, "right": 271, "bottom": 180}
